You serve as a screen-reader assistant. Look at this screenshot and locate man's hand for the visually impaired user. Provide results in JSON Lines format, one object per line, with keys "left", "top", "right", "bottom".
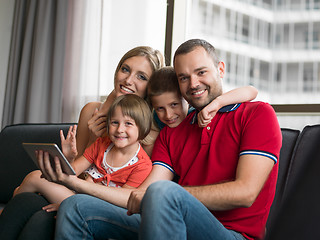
{"left": 61, "top": 125, "right": 78, "bottom": 162}
{"left": 126, "top": 189, "right": 147, "bottom": 215}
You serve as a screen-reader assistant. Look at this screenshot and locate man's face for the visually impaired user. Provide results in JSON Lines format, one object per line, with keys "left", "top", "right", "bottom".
{"left": 174, "top": 47, "right": 224, "bottom": 110}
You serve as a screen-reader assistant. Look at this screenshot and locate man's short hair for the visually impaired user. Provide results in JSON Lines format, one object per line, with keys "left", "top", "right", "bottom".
{"left": 173, "top": 39, "right": 219, "bottom": 67}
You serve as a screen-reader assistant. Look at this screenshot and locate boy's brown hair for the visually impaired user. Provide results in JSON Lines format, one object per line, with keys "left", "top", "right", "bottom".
{"left": 106, "top": 94, "right": 152, "bottom": 140}
{"left": 147, "top": 66, "right": 181, "bottom": 107}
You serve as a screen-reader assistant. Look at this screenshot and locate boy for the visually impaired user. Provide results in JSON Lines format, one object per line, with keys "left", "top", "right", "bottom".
{"left": 147, "top": 66, "right": 258, "bottom": 131}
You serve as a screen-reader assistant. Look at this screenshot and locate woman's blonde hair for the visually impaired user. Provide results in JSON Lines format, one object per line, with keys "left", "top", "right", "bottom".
{"left": 114, "top": 46, "right": 165, "bottom": 80}
{"left": 106, "top": 94, "right": 152, "bottom": 141}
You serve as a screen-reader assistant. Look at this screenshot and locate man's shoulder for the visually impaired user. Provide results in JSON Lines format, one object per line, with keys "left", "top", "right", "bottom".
{"left": 238, "top": 101, "right": 275, "bottom": 115}
{"left": 241, "top": 101, "right": 272, "bottom": 108}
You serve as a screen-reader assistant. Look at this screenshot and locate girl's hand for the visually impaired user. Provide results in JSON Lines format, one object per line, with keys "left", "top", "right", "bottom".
{"left": 43, "top": 203, "right": 60, "bottom": 212}
{"left": 61, "top": 125, "right": 78, "bottom": 162}
{"left": 87, "top": 108, "right": 107, "bottom": 143}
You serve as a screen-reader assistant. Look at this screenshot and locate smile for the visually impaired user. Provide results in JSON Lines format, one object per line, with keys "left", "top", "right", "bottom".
{"left": 191, "top": 89, "right": 205, "bottom": 96}
{"left": 166, "top": 117, "right": 178, "bottom": 124}
{"left": 115, "top": 136, "right": 127, "bottom": 140}
{"left": 120, "top": 85, "right": 134, "bottom": 93}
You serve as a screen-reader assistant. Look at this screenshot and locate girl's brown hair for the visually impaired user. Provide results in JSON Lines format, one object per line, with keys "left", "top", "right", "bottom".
{"left": 106, "top": 94, "right": 152, "bottom": 140}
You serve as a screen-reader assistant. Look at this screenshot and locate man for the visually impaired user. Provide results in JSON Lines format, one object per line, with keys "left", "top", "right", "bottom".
{"left": 40, "top": 39, "right": 282, "bottom": 240}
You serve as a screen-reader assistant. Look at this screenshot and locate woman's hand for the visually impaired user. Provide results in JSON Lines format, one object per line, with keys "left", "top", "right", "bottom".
{"left": 61, "top": 125, "right": 78, "bottom": 162}
{"left": 87, "top": 108, "right": 107, "bottom": 144}
{"left": 36, "top": 151, "right": 76, "bottom": 189}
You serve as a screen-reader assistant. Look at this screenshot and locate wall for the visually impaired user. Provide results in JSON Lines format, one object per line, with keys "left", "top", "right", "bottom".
{"left": 0, "top": 0, "right": 15, "bottom": 129}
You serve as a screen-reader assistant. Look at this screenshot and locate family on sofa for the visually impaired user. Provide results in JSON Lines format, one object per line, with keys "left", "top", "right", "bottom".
{"left": 1, "top": 39, "right": 317, "bottom": 240}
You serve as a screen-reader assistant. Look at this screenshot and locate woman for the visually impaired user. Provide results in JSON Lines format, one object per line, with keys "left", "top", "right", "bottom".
{"left": 77, "top": 46, "right": 164, "bottom": 157}
{"left": 0, "top": 46, "right": 165, "bottom": 240}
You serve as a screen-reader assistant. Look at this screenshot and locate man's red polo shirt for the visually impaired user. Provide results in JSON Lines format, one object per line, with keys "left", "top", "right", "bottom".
{"left": 151, "top": 102, "right": 282, "bottom": 239}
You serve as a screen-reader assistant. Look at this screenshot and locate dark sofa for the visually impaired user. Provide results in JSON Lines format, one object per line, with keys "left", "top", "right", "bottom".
{"left": 0, "top": 123, "right": 75, "bottom": 209}
{"left": 0, "top": 123, "right": 320, "bottom": 238}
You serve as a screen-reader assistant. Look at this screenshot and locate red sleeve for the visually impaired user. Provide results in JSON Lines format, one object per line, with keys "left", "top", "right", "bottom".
{"left": 150, "top": 127, "right": 175, "bottom": 173}
{"left": 124, "top": 148, "right": 152, "bottom": 187}
{"left": 239, "top": 102, "right": 282, "bottom": 163}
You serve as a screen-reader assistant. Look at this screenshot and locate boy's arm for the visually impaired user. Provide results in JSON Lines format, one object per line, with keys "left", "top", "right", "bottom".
{"left": 198, "top": 86, "right": 258, "bottom": 127}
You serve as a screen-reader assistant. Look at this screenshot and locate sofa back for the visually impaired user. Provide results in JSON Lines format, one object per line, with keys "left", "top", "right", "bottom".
{"left": 265, "top": 124, "right": 320, "bottom": 239}
{"left": 0, "top": 123, "right": 75, "bottom": 206}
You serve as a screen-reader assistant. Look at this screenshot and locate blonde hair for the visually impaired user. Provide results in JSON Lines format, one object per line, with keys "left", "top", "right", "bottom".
{"left": 106, "top": 94, "right": 152, "bottom": 141}
{"left": 114, "top": 46, "right": 165, "bottom": 81}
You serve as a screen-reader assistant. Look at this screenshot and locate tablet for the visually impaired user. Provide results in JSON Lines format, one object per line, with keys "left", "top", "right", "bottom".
{"left": 22, "top": 143, "right": 76, "bottom": 175}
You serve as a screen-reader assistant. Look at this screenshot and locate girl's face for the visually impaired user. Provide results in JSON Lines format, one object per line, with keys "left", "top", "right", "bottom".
{"left": 108, "top": 106, "right": 140, "bottom": 150}
{"left": 151, "top": 91, "right": 189, "bottom": 128}
{"left": 114, "top": 56, "right": 153, "bottom": 99}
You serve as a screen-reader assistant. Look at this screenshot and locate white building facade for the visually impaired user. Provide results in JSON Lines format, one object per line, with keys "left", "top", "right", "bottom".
{"left": 186, "top": 0, "right": 320, "bottom": 104}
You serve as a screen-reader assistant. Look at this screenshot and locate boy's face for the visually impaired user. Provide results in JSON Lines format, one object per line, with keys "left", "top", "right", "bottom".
{"left": 152, "top": 92, "right": 189, "bottom": 128}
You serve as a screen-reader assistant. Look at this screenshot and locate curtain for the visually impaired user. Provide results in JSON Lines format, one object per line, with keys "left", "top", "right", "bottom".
{"left": 61, "top": 0, "right": 102, "bottom": 123}
{"left": 1, "top": 0, "right": 103, "bottom": 129}
{"left": 2, "top": 0, "right": 68, "bottom": 128}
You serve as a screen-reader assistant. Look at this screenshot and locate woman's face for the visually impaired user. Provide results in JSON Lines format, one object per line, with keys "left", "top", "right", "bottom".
{"left": 114, "top": 56, "right": 153, "bottom": 99}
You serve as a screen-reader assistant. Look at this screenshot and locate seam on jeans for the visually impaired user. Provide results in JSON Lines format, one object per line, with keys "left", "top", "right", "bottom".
{"left": 85, "top": 216, "right": 139, "bottom": 233}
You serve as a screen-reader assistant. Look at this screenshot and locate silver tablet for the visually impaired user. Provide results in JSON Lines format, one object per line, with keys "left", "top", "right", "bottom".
{"left": 22, "top": 143, "right": 76, "bottom": 175}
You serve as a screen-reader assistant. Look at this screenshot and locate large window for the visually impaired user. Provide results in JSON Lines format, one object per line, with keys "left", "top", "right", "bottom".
{"left": 171, "top": 0, "right": 320, "bottom": 130}
{"left": 72, "top": 0, "right": 167, "bottom": 122}
{"left": 94, "top": 0, "right": 167, "bottom": 98}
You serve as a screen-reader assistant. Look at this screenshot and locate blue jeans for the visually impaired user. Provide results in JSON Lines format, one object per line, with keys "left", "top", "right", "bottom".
{"left": 55, "top": 181, "right": 246, "bottom": 240}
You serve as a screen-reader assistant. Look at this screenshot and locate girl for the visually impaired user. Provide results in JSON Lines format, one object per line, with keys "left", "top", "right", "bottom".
{"left": 13, "top": 94, "right": 152, "bottom": 211}
{"left": 0, "top": 46, "right": 164, "bottom": 240}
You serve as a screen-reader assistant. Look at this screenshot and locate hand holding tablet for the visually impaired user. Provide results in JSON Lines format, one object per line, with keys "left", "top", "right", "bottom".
{"left": 22, "top": 143, "right": 76, "bottom": 175}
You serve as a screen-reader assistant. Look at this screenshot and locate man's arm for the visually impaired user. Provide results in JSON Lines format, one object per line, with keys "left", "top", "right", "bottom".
{"left": 184, "top": 154, "right": 275, "bottom": 211}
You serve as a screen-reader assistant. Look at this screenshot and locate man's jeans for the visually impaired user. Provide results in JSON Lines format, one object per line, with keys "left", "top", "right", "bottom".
{"left": 55, "top": 181, "right": 246, "bottom": 240}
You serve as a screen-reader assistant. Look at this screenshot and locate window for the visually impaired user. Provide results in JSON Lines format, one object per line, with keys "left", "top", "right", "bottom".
{"left": 173, "top": 0, "right": 320, "bottom": 129}
{"left": 98, "top": 0, "right": 167, "bottom": 97}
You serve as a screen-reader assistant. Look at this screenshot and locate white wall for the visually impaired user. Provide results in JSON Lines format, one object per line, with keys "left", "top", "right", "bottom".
{"left": 0, "top": 0, "right": 15, "bottom": 129}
